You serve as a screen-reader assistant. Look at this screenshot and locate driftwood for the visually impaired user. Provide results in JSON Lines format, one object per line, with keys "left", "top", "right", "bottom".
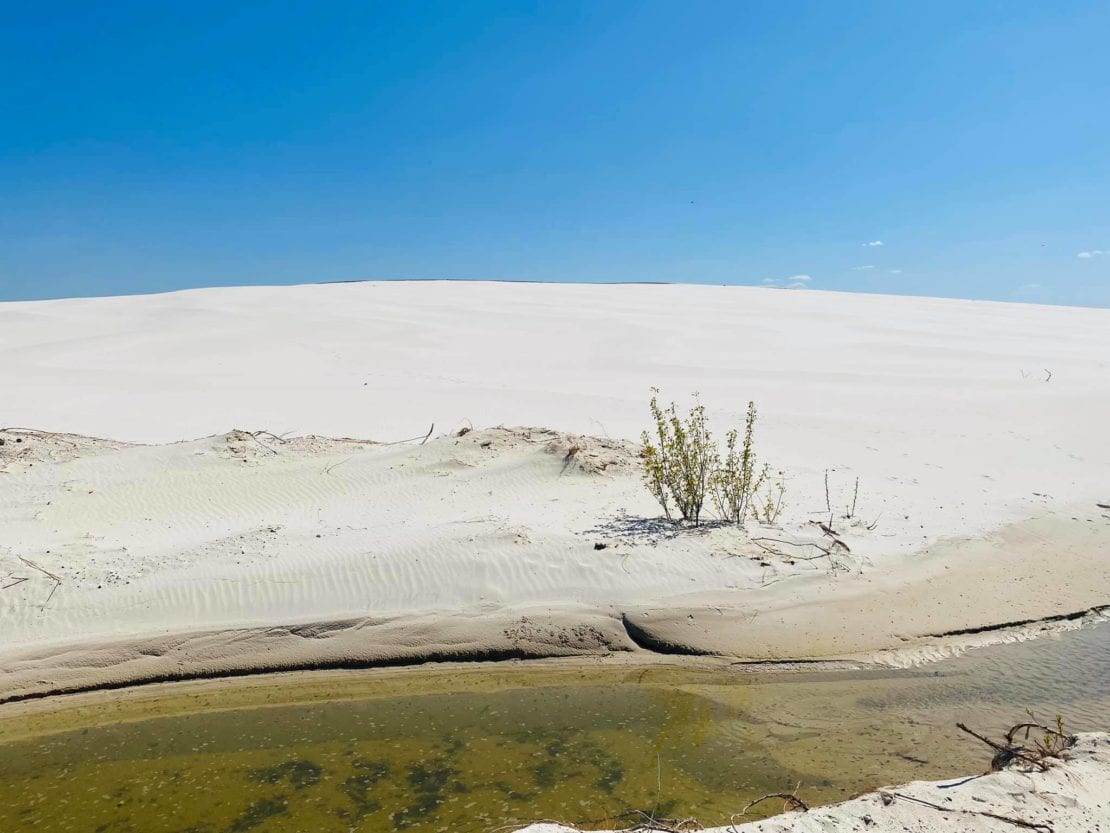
{"left": 957, "top": 718, "right": 1075, "bottom": 773}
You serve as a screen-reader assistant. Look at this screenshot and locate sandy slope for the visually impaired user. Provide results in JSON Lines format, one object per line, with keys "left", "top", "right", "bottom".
{"left": 1, "top": 281, "right": 1109, "bottom": 697}
{"left": 3, "top": 281, "right": 1108, "bottom": 552}
{"left": 520, "top": 733, "right": 1110, "bottom": 833}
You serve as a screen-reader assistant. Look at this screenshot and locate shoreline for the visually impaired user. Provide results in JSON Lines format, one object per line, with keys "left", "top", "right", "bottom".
{"left": 1, "top": 583, "right": 1106, "bottom": 707}
{"left": 2, "top": 424, "right": 1108, "bottom": 705}
{"left": 520, "top": 732, "right": 1110, "bottom": 833}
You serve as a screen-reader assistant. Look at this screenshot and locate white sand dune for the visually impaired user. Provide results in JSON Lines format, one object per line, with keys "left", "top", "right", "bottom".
{"left": 1, "top": 281, "right": 1109, "bottom": 698}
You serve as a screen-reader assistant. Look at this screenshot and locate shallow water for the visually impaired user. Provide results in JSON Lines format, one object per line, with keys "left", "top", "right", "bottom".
{"left": 1, "top": 622, "right": 1108, "bottom": 833}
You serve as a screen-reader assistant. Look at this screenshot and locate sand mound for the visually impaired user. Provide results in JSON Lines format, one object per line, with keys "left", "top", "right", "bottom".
{"left": 1, "top": 423, "right": 1107, "bottom": 701}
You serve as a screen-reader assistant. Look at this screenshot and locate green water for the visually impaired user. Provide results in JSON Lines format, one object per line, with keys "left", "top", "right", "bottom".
{"left": 1, "top": 622, "right": 1108, "bottom": 833}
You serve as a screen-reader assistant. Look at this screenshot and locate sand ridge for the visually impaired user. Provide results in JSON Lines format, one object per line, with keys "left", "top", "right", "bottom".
{"left": 1, "top": 422, "right": 1107, "bottom": 701}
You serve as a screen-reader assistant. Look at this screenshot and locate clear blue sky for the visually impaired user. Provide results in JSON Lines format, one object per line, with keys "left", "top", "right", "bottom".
{"left": 2, "top": 1, "right": 1108, "bottom": 305}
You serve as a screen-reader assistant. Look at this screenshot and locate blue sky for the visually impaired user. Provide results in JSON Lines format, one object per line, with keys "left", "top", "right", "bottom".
{"left": 2, "top": 1, "right": 1108, "bottom": 305}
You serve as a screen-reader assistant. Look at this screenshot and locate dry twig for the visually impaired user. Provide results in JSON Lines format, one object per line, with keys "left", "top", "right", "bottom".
{"left": 808, "top": 520, "right": 851, "bottom": 552}
{"left": 382, "top": 423, "right": 436, "bottom": 446}
{"left": 738, "top": 783, "right": 809, "bottom": 818}
{"left": 17, "top": 556, "right": 62, "bottom": 610}
{"left": 882, "top": 791, "right": 1052, "bottom": 832}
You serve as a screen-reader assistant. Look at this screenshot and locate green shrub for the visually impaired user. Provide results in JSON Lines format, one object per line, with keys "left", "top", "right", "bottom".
{"left": 752, "top": 467, "right": 787, "bottom": 525}
{"left": 642, "top": 391, "right": 786, "bottom": 527}
{"left": 710, "top": 401, "right": 759, "bottom": 524}
{"left": 641, "top": 389, "right": 717, "bottom": 525}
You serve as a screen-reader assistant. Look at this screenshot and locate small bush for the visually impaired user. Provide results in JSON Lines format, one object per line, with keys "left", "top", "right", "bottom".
{"left": 752, "top": 467, "right": 786, "bottom": 525}
{"left": 711, "top": 401, "right": 759, "bottom": 525}
{"left": 643, "top": 391, "right": 785, "bottom": 527}
{"left": 641, "top": 389, "right": 717, "bottom": 525}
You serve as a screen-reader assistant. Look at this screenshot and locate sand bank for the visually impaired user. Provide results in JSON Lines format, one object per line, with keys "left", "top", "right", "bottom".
{"left": 1, "top": 424, "right": 1107, "bottom": 701}
{"left": 1, "top": 282, "right": 1109, "bottom": 696}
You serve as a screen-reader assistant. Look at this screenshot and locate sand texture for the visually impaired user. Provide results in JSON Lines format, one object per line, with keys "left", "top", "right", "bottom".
{"left": 1, "top": 281, "right": 1109, "bottom": 697}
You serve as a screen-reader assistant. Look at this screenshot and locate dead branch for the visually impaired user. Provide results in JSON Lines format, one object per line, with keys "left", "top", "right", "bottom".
{"left": 882, "top": 792, "right": 1052, "bottom": 832}
{"left": 1004, "top": 722, "right": 1072, "bottom": 747}
{"left": 246, "top": 434, "right": 279, "bottom": 454}
{"left": 17, "top": 556, "right": 61, "bottom": 584}
{"left": 740, "top": 791, "right": 809, "bottom": 816}
{"left": 808, "top": 520, "right": 851, "bottom": 552}
{"left": 957, "top": 719, "right": 1075, "bottom": 772}
{"left": 956, "top": 722, "right": 1009, "bottom": 755}
{"left": 382, "top": 423, "right": 436, "bottom": 446}
{"left": 322, "top": 456, "right": 354, "bottom": 476}
{"left": 496, "top": 810, "right": 703, "bottom": 833}
{"left": 17, "top": 556, "right": 62, "bottom": 610}
{"left": 751, "top": 537, "right": 832, "bottom": 561}
{"left": 249, "top": 430, "right": 289, "bottom": 443}
{"left": 623, "top": 810, "right": 703, "bottom": 832}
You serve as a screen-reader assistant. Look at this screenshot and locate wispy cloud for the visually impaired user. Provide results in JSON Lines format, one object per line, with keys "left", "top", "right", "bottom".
{"left": 862, "top": 240, "right": 884, "bottom": 247}
{"left": 888, "top": 269, "right": 903, "bottom": 274}
{"left": 1077, "top": 250, "right": 1106, "bottom": 259}
{"left": 852, "top": 264, "right": 876, "bottom": 271}
{"left": 762, "top": 274, "right": 812, "bottom": 289}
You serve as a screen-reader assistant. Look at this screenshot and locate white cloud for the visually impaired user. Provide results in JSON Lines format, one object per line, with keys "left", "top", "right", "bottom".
{"left": 888, "top": 269, "right": 903, "bottom": 274}
{"left": 863, "top": 240, "right": 884, "bottom": 247}
{"left": 852, "top": 264, "right": 876, "bottom": 271}
{"left": 1078, "top": 250, "right": 1106, "bottom": 259}
{"left": 762, "top": 274, "right": 812, "bottom": 289}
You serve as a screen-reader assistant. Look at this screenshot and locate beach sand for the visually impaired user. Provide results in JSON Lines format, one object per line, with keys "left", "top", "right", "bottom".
{"left": 1, "top": 280, "right": 1108, "bottom": 698}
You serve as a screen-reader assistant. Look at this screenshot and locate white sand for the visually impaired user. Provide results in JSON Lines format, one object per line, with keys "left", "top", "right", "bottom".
{"left": 1, "top": 281, "right": 1109, "bottom": 698}
{"left": 520, "top": 732, "right": 1110, "bottom": 832}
